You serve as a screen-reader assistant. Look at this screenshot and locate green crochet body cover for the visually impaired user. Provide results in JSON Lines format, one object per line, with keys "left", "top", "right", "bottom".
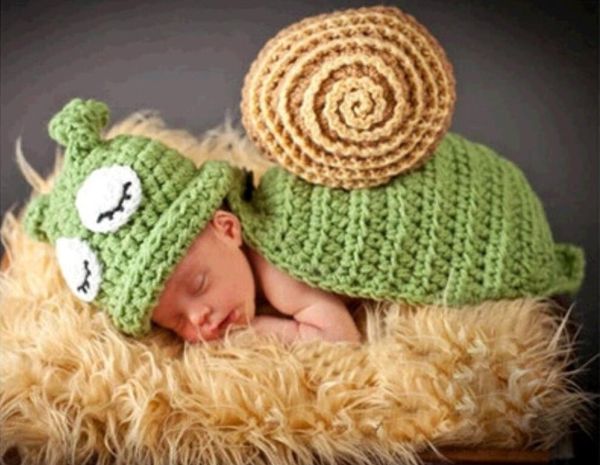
{"left": 228, "top": 132, "right": 585, "bottom": 306}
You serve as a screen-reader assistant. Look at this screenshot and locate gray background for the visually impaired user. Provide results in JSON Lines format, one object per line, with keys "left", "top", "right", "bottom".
{"left": 1, "top": 0, "right": 598, "bottom": 462}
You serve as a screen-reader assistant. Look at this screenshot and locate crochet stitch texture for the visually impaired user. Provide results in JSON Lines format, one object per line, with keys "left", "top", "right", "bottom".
{"left": 227, "top": 132, "right": 585, "bottom": 306}
{"left": 241, "top": 6, "right": 456, "bottom": 189}
{"left": 24, "top": 98, "right": 240, "bottom": 336}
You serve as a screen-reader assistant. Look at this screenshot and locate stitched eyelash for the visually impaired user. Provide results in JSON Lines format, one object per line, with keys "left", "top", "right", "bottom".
{"left": 96, "top": 182, "right": 132, "bottom": 224}
{"left": 77, "top": 260, "right": 92, "bottom": 294}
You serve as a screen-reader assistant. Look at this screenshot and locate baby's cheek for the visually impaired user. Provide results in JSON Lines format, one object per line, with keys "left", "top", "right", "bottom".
{"left": 179, "top": 323, "right": 199, "bottom": 343}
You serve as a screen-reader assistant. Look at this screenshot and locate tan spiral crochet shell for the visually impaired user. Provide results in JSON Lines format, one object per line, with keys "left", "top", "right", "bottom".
{"left": 241, "top": 6, "right": 457, "bottom": 188}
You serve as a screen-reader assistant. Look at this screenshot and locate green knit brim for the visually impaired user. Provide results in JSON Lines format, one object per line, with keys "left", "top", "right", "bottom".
{"left": 106, "top": 160, "right": 244, "bottom": 337}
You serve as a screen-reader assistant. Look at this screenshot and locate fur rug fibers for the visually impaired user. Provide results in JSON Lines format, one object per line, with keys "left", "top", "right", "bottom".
{"left": 0, "top": 112, "right": 588, "bottom": 465}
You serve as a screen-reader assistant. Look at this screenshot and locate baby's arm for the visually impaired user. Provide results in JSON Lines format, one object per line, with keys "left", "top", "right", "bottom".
{"left": 249, "top": 251, "right": 361, "bottom": 343}
{"left": 252, "top": 296, "right": 361, "bottom": 343}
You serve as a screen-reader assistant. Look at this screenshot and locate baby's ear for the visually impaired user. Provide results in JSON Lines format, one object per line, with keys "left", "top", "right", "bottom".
{"left": 48, "top": 98, "right": 109, "bottom": 156}
{"left": 23, "top": 194, "right": 51, "bottom": 242}
{"left": 211, "top": 210, "right": 243, "bottom": 245}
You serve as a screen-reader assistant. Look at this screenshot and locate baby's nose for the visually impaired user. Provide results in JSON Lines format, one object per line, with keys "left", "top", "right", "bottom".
{"left": 188, "top": 305, "right": 212, "bottom": 327}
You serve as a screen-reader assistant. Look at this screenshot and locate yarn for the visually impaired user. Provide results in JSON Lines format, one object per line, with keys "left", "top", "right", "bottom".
{"left": 241, "top": 6, "right": 456, "bottom": 189}
{"left": 48, "top": 98, "right": 109, "bottom": 154}
{"left": 227, "top": 132, "right": 585, "bottom": 306}
{"left": 23, "top": 99, "right": 241, "bottom": 336}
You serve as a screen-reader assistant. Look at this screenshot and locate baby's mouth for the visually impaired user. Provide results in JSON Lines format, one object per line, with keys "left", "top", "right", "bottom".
{"left": 215, "top": 309, "right": 238, "bottom": 333}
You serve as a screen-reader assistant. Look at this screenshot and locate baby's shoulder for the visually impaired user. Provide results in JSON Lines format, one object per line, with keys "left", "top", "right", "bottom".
{"left": 244, "top": 245, "right": 344, "bottom": 315}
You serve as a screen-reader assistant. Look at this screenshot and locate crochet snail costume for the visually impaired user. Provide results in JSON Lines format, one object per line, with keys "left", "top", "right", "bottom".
{"left": 23, "top": 6, "right": 584, "bottom": 339}
{"left": 3, "top": 8, "right": 591, "bottom": 465}
{"left": 235, "top": 6, "right": 584, "bottom": 304}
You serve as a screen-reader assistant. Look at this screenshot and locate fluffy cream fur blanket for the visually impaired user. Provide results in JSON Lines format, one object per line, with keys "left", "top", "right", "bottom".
{"left": 0, "top": 112, "right": 588, "bottom": 465}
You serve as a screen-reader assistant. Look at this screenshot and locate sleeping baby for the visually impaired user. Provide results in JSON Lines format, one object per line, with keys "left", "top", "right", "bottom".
{"left": 151, "top": 206, "right": 362, "bottom": 343}
{"left": 23, "top": 99, "right": 368, "bottom": 345}
{"left": 23, "top": 99, "right": 583, "bottom": 347}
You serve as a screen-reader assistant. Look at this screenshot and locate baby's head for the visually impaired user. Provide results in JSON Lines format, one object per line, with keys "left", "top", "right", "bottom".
{"left": 151, "top": 208, "right": 257, "bottom": 343}
{"left": 23, "top": 98, "right": 251, "bottom": 340}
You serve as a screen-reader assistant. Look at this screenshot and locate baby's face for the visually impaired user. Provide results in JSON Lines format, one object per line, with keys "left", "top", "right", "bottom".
{"left": 151, "top": 210, "right": 256, "bottom": 343}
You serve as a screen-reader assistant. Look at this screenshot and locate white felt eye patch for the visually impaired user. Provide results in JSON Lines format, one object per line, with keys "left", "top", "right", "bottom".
{"left": 55, "top": 238, "right": 102, "bottom": 302}
{"left": 76, "top": 165, "right": 142, "bottom": 233}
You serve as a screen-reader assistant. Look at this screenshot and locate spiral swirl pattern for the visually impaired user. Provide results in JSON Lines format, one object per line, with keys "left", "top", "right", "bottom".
{"left": 241, "top": 6, "right": 456, "bottom": 188}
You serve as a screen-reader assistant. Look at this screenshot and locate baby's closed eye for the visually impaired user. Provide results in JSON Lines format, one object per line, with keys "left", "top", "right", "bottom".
{"left": 189, "top": 273, "right": 207, "bottom": 295}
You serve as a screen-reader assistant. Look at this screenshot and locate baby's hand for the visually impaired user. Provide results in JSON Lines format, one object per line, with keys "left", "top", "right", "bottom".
{"left": 251, "top": 301, "right": 361, "bottom": 343}
{"left": 247, "top": 248, "right": 361, "bottom": 343}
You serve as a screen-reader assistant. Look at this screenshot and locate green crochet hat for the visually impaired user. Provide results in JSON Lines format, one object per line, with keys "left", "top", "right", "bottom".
{"left": 23, "top": 98, "right": 243, "bottom": 336}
